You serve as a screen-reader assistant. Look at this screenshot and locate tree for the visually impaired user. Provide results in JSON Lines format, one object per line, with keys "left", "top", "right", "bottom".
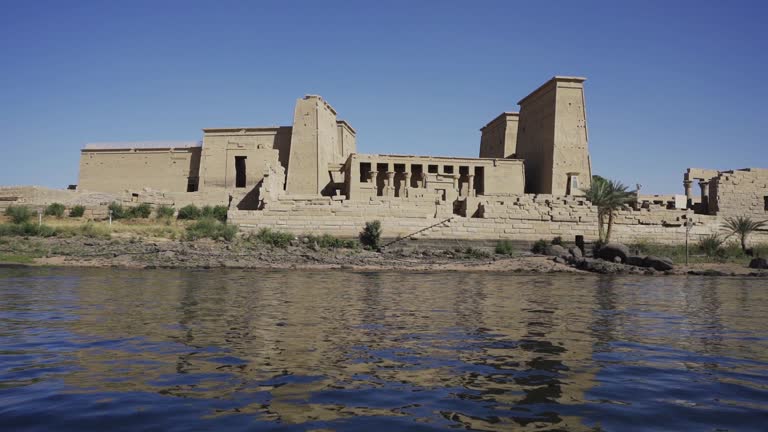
{"left": 723, "top": 216, "right": 767, "bottom": 253}
{"left": 583, "top": 176, "right": 635, "bottom": 243}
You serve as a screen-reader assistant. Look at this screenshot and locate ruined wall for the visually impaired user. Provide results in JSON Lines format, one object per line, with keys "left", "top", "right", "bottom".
{"left": 710, "top": 168, "right": 768, "bottom": 219}
{"left": 78, "top": 147, "right": 201, "bottom": 194}
{"left": 516, "top": 77, "right": 591, "bottom": 195}
{"left": 285, "top": 96, "right": 343, "bottom": 196}
{"left": 479, "top": 113, "right": 519, "bottom": 158}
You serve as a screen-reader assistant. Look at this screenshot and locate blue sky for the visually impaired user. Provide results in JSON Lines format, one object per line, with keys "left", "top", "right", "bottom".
{"left": 1, "top": 0, "right": 766, "bottom": 193}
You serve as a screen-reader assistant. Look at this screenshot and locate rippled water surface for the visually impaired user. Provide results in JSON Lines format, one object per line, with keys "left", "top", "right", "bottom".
{"left": 1, "top": 268, "right": 767, "bottom": 431}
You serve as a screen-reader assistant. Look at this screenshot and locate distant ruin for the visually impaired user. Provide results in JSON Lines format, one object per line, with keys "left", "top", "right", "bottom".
{"left": 2, "top": 76, "right": 766, "bottom": 244}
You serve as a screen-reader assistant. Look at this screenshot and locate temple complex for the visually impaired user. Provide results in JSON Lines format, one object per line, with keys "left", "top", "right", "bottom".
{"left": 2, "top": 76, "right": 766, "bottom": 244}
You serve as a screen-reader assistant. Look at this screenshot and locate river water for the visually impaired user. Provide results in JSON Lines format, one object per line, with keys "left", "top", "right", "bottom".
{"left": 0, "top": 268, "right": 767, "bottom": 431}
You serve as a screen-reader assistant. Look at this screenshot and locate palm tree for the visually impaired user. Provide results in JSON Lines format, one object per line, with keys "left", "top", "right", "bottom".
{"left": 723, "top": 216, "right": 767, "bottom": 253}
{"left": 583, "top": 175, "right": 635, "bottom": 243}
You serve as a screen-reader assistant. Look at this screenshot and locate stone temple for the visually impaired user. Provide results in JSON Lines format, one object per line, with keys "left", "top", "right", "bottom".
{"left": 78, "top": 76, "right": 592, "bottom": 211}
{"left": 2, "top": 76, "right": 766, "bottom": 244}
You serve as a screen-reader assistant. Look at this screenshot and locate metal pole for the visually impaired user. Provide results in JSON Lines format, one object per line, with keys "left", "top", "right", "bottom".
{"left": 109, "top": 209, "right": 112, "bottom": 226}
{"left": 38, "top": 209, "right": 42, "bottom": 227}
{"left": 685, "top": 219, "right": 692, "bottom": 266}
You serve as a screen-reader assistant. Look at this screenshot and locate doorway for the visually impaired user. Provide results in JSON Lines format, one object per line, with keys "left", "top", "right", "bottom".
{"left": 235, "top": 156, "right": 247, "bottom": 188}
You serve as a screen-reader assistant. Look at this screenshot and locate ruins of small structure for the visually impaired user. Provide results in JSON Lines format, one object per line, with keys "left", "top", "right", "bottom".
{"left": 3, "top": 76, "right": 766, "bottom": 244}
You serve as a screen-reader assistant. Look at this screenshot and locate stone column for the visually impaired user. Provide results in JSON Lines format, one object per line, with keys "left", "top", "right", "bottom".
{"left": 683, "top": 180, "right": 693, "bottom": 208}
{"left": 368, "top": 169, "right": 377, "bottom": 183}
{"left": 698, "top": 179, "right": 709, "bottom": 213}
{"left": 403, "top": 172, "right": 411, "bottom": 197}
{"left": 385, "top": 171, "right": 395, "bottom": 197}
{"left": 467, "top": 174, "right": 475, "bottom": 197}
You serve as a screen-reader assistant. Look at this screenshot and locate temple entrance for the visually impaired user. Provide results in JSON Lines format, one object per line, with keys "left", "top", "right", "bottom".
{"left": 235, "top": 156, "right": 247, "bottom": 188}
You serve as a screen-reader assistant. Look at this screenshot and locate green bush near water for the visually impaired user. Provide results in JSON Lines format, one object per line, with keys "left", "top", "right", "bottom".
{"left": 177, "top": 204, "right": 202, "bottom": 220}
{"left": 0, "top": 222, "right": 111, "bottom": 239}
{"left": 495, "top": 240, "right": 515, "bottom": 256}
{"left": 69, "top": 205, "right": 85, "bottom": 218}
{"left": 4, "top": 205, "right": 33, "bottom": 224}
{"left": 44, "top": 203, "right": 66, "bottom": 218}
{"left": 155, "top": 205, "right": 175, "bottom": 219}
{"left": 305, "top": 234, "right": 358, "bottom": 249}
{"left": 253, "top": 228, "right": 294, "bottom": 248}
{"left": 185, "top": 217, "right": 238, "bottom": 242}
{"left": 129, "top": 203, "right": 152, "bottom": 219}
{"left": 531, "top": 239, "right": 548, "bottom": 254}
{"left": 360, "top": 220, "right": 382, "bottom": 250}
{"left": 201, "top": 205, "right": 228, "bottom": 222}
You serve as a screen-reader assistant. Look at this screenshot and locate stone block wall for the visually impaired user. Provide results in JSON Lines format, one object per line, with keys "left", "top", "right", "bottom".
{"left": 229, "top": 193, "right": 768, "bottom": 245}
{"left": 710, "top": 168, "right": 768, "bottom": 219}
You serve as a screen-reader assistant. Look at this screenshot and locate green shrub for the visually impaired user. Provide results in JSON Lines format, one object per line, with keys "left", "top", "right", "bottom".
{"left": 155, "top": 205, "right": 175, "bottom": 219}
{"left": 531, "top": 239, "right": 548, "bottom": 254}
{"left": 76, "top": 222, "right": 111, "bottom": 239}
{"left": 697, "top": 234, "right": 725, "bottom": 257}
{"left": 185, "top": 217, "right": 237, "bottom": 242}
{"left": 753, "top": 244, "right": 768, "bottom": 258}
{"left": 360, "top": 220, "right": 382, "bottom": 250}
{"left": 551, "top": 236, "right": 564, "bottom": 246}
{"left": 177, "top": 204, "right": 201, "bottom": 220}
{"left": 4, "top": 205, "right": 32, "bottom": 224}
{"left": 254, "top": 228, "right": 294, "bottom": 248}
{"left": 201, "top": 205, "right": 228, "bottom": 223}
{"left": 108, "top": 202, "right": 127, "bottom": 219}
{"left": 495, "top": 240, "right": 515, "bottom": 256}
{"left": 0, "top": 222, "right": 56, "bottom": 237}
{"left": 69, "top": 205, "right": 85, "bottom": 218}
{"left": 44, "top": 203, "right": 66, "bottom": 218}
{"left": 464, "top": 247, "right": 492, "bottom": 259}
{"left": 126, "top": 203, "right": 151, "bottom": 219}
{"left": 306, "top": 234, "right": 358, "bottom": 249}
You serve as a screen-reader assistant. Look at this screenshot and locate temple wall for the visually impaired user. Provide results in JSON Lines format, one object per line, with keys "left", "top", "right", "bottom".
{"left": 479, "top": 113, "right": 519, "bottom": 158}
{"left": 199, "top": 128, "right": 289, "bottom": 194}
{"left": 709, "top": 168, "right": 768, "bottom": 219}
{"left": 78, "top": 147, "right": 201, "bottom": 194}
{"left": 229, "top": 195, "right": 768, "bottom": 245}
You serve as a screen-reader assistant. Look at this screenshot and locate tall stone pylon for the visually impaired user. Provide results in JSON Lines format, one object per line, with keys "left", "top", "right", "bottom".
{"left": 284, "top": 95, "right": 342, "bottom": 195}
{"left": 515, "top": 76, "right": 592, "bottom": 195}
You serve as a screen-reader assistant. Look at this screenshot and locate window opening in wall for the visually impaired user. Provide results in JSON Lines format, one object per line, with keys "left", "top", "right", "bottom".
{"left": 411, "top": 164, "right": 423, "bottom": 187}
{"left": 474, "top": 166, "right": 485, "bottom": 195}
{"left": 359, "top": 162, "right": 371, "bottom": 183}
{"left": 428, "top": 165, "right": 438, "bottom": 174}
{"left": 566, "top": 174, "right": 580, "bottom": 195}
{"left": 459, "top": 166, "right": 469, "bottom": 176}
{"left": 235, "top": 156, "right": 247, "bottom": 188}
{"left": 443, "top": 165, "right": 454, "bottom": 174}
{"left": 394, "top": 163, "right": 406, "bottom": 173}
{"left": 764, "top": 195, "right": 768, "bottom": 211}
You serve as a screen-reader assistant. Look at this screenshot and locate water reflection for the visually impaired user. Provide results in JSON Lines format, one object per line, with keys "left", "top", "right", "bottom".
{"left": 1, "top": 268, "right": 767, "bottom": 431}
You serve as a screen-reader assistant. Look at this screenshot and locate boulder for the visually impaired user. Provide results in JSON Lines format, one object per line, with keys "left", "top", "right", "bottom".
{"left": 749, "top": 257, "right": 768, "bottom": 269}
{"left": 568, "top": 246, "right": 583, "bottom": 258}
{"left": 597, "top": 243, "right": 630, "bottom": 263}
{"left": 544, "top": 244, "right": 568, "bottom": 258}
{"left": 626, "top": 255, "right": 645, "bottom": 267}
{"left": 642, "top": 256, "right": 674, "bottom": 271}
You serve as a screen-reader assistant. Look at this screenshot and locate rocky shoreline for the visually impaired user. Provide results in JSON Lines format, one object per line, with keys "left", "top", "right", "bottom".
{"left": 0, "top": 236, "right": 766, "bottom": 277}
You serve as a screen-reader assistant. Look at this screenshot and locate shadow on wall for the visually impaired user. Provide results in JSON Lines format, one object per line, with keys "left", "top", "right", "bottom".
{"left": 236, "top": 180, "right": 263, "bottom": 210}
